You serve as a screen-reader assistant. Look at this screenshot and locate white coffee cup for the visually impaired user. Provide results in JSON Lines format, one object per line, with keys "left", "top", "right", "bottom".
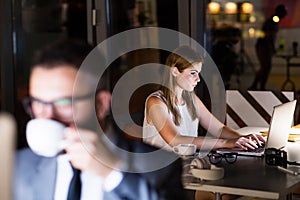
{"left": 173, "top": 144, "right": 196, "bottom": 156}
{"left": 286, "top": 142, "right": 300, "bottom": 162}
{"left": 26, "top": 119, "right": 67, "bottom": 157}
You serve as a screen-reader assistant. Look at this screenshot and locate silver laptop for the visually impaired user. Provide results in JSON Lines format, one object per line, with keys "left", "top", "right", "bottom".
{"left": 217, "top": 100, "right": 297, "bottom": 156}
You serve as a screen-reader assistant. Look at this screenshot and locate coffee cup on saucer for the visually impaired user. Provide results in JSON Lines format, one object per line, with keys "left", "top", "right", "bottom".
{"left": 173, "top": 144, "right": 196, "bottom": 156}
{"left": 26, "top": 118, "right": 67, "bottom": 157}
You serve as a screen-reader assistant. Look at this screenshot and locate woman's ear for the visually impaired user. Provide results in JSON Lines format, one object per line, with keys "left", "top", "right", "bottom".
{"left": 171, "top": 67, "right": 180, "bottom": 77}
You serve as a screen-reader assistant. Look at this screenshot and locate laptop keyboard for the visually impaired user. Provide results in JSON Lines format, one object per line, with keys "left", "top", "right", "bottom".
{"left": 244, "top": 143, "right": 265, "bottom": 153}
{"left": 216, "top": 143, "right": 266, "bottom": 156}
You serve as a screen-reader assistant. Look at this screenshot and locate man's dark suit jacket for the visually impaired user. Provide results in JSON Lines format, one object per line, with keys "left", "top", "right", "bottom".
{"left": 14, "top": 121, "right": 192, "bottom": 200}
{"left": 14, "top": 148, "right": 159, "bottom": 200}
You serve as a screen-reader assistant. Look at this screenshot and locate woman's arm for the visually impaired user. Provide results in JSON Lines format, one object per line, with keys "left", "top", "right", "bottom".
{"left": 192, "top": 94, "right": 236, "bottom": 137}
{"left": 146, "top": 96, "right": 239, "bottom": 150}
{"left": 193, "top": 94, "right": 265, "bottom": 149}
{"left": 146, "top": 95, "right": 264, "bottom": 150}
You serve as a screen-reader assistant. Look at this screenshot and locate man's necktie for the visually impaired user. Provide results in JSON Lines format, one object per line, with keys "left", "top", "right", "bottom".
{"left": 67, "top": 167, "right": 81, "bottom": 200}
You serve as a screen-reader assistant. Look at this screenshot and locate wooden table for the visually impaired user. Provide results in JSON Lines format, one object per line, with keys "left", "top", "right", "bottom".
{"left": 185, "top": 156, "right": 300, "bottom": 199}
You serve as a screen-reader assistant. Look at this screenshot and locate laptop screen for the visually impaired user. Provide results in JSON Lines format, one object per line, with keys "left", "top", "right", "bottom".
{"left": 265, "top": 100, "right": 297, "bottom": 149}
{"left": 216, "top": 100, "right": 297, "bottom": 157}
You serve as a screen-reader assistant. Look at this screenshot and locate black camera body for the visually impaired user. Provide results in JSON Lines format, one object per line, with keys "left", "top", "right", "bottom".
{"left": 265, "top": 148, "right": 287, "bottom": 168}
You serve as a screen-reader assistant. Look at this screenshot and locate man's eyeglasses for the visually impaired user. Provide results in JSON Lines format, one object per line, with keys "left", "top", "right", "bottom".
{"left": 22, "top": 93, "right": 93, "bottom": 119}
{"left": 207, "top": 151, "right": 238, "bottom": 164}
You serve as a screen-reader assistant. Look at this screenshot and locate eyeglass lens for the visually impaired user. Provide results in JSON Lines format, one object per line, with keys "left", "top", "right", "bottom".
{"left": 208, "top": 152, "right": 237, "bottom": 164}
{"left": 224, "top": 153, "right": 237, "bottom": 163}
{"left": 23, "top": 93, "right": 93, "bottom": 119}
{"left": 23, "top": 97, "right": 73, "bottom": 118}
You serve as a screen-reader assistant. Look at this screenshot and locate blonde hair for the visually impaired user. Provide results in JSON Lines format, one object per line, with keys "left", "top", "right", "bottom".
{"left": 159, "top": 46, "right": 203, "bottom": 125}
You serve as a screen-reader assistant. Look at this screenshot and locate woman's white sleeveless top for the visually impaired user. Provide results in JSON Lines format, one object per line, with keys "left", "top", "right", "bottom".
{"left": 142, "top": 91, "right": 199, "bottom": 151}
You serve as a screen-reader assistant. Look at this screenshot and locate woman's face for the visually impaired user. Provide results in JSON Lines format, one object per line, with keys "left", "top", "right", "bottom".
{"left": 175, "top": 62, "right": 202, "bottom": 92}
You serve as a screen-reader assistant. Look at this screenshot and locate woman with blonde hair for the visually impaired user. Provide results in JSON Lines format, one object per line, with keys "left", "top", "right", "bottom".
{"left": 142, "top": 45, "right": 265, "bottom": 152}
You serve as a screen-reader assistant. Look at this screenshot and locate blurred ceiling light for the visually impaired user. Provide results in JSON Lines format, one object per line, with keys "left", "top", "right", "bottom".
{"left": 248, "top": 28, "right": 255, "bottom": 38}
{"left": 249, "top": 15, "right": 256, "bottom": 23}
{"left": 241, "top": 2, "right": 253, "bottom": 14}
{"left": 257, "top": 30, "right": 265, "bottom": 38}
{"left": 208, "top": 2, "right": 221, "bottom": 14}
{"left": 273, "top": 15, "right": 280, "bottom": 23}
{"left": 225, "top": 2, "right": 237, "bottom": 14}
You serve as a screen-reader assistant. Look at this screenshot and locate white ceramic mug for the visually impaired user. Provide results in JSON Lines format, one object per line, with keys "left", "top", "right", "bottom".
{"left": 173, "top": 144, "right": 196, "bottom": 156}
{"left": 26, "top": 119, "right": 67, "bottom": 157}
{"left": 286, "top": 142, "right": 300, "bottom": 162}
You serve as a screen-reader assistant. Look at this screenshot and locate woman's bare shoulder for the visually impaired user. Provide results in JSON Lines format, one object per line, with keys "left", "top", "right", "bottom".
{"left": 147, "top": 95, "right": 165, "bottom": 106}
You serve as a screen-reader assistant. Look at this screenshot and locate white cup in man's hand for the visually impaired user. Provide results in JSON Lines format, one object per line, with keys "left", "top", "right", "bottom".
{"left": 26, "top": 119, "right": 67, "bottom": 157}
{"left": 173, "top": 144, "right": 196, "bottom": 156}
